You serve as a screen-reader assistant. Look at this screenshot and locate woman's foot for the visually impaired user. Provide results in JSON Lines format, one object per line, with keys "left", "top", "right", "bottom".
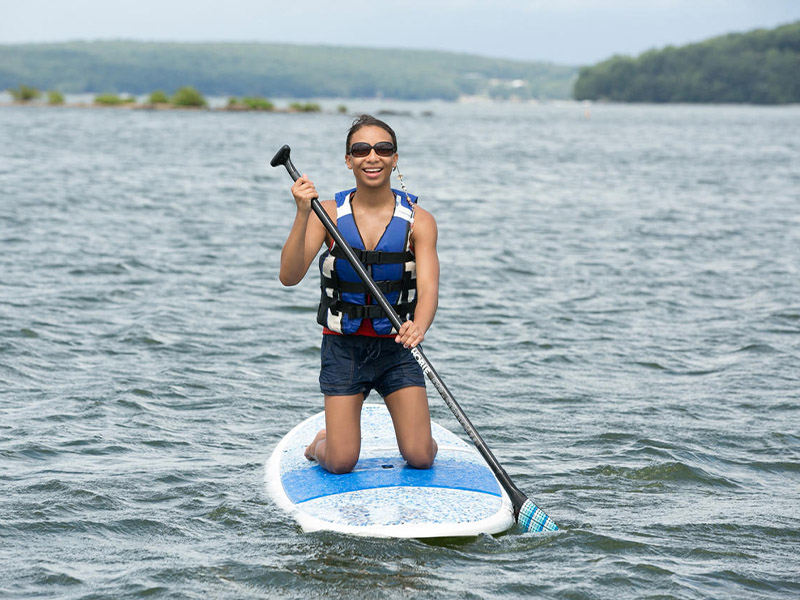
{"left": 304, "top": 429, "right": 326, "bottom": 460}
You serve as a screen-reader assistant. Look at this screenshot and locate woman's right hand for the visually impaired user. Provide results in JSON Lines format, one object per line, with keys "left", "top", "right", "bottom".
{"left": 291, "top": 175, "right": 317, "bottom": 213}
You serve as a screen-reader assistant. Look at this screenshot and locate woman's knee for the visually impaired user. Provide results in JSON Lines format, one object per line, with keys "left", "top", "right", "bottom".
{"left": 323, "top": 448, "right": 359, "bottom": 474}
{"left": 404, "top": 453, "right": 435, "bottom": 470}
{"left": 402, "top": 438, "right": 437, "bottom": 470}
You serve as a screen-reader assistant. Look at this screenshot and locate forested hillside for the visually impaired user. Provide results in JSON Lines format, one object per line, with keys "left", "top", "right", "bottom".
{"left": 0, "top": 41, "right": 577, "bottom": 100}
{"left": 573, "top": 21, "right": 800, "bottom": 104}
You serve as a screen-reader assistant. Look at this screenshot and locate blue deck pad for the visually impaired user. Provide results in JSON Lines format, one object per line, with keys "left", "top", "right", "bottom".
{"left": 282, "top": 457, "right": 502, "bottom": 505}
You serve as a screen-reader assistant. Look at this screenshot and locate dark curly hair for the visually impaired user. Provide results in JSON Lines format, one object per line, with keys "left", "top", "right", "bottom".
{"left": 345, "top": 114, "right": 397, "bottom": 153}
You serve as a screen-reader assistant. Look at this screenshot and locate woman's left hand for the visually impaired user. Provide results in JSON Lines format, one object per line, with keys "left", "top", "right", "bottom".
{"left": 395, "top": 320, "right": 425, "bottom": 349}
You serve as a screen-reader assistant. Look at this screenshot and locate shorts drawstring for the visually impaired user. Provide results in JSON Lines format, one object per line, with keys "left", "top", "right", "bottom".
{"left": 363, "top": 338, "right": 383, "bottom": 366}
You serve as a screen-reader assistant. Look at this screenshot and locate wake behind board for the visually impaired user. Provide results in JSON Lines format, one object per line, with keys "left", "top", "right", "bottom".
{"left": 266, "top": 404, "right": 515, "bottom": 538}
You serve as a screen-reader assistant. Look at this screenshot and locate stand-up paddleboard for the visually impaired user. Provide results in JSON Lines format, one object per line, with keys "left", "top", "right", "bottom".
{"left": 266, "top": 404, "right": 515, "bottom": 538}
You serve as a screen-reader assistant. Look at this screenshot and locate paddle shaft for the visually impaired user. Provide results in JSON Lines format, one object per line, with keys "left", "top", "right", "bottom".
{"left": 272, "top": 146, "right": 532, "bottom": 517}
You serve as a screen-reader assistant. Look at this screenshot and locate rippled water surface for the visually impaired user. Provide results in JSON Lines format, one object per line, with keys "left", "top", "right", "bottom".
{"left": 2, "top": 100, "right": 799, "bottom": 599}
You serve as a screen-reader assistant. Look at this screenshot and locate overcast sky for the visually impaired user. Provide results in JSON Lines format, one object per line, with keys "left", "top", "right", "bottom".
{"left": 2, "top": 0, "right": 799, "bottom": 64}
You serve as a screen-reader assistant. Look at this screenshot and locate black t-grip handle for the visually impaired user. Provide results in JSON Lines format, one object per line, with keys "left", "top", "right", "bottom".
{"left": 270, "top": 144, "right": 301, "bottom": 181}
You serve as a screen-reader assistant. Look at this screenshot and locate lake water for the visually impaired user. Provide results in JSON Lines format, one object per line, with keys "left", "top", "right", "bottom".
{"left": 1, "top": 99, "right": 799, "bottom": 599}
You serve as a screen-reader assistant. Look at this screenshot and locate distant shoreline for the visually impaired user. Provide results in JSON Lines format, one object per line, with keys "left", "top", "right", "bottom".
{"left": 0, "top": 101, "right": 316, "bottom": 113}
{"left": 0, "top": 41, "right": 577, "bottom": 103}
{"left": 0, "top": 100, "right": 448, "bottom": 118}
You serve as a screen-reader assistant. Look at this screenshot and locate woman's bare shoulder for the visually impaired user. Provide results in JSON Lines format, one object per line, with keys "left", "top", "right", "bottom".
{"left": 413, "top": 204, "right": 437, "bottom": 228}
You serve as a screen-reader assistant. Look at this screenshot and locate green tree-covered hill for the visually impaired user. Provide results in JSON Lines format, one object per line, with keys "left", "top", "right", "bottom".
{"left": 573, "top": 21, "right": 800, "bottom": 104}
{"left": 0, "top": 41, "right": 577, "bottom": 101}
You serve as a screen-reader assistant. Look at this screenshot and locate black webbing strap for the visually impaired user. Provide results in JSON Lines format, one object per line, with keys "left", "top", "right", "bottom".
{"left": 330, "top": 245, "right": 414, "bottom": 265}
{"left": 320, "top": 275, "right": 406, "bottom": 295}
{"left": 328, "top": 300, "right": 417, "bottom": 320}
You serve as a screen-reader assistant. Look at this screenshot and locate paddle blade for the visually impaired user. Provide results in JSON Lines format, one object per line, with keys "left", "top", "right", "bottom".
{"left": 517, "top": 499, "right": 558, "bottom": 533}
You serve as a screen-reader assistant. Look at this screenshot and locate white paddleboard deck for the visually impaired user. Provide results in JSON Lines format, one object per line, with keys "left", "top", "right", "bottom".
{"left": 266, "top": 404, "right": 514, "bottom": 538}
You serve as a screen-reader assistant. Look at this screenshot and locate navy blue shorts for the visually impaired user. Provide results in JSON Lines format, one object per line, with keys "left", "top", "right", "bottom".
{"left": 319, "top": 335, "right": 425, "bottom": 399}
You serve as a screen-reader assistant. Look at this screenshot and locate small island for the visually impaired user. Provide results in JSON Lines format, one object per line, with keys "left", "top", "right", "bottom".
{"left": 5, "top": 84, "right": 333, "bottom": 113}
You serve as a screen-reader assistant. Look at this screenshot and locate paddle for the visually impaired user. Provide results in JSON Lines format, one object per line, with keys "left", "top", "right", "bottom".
{"left": 271, "top": 145, "right": 557, "bottom": 533}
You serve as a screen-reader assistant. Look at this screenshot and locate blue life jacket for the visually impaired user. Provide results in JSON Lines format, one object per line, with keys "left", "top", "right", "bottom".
{"left": 317, "top": 188, "right": 417, "bottom": 335}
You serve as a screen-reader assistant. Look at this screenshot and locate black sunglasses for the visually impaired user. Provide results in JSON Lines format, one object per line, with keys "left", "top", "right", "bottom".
{"left": 348, "top": 141, "right": 396, "bottom": 158}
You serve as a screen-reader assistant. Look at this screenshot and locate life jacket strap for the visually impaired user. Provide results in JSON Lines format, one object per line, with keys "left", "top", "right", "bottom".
{"left": 321, "top": 274, "right": 408, "bottom": 295}
{"left": 326, "top": 299, "right": 417, "bottom": 321}
{"left": 330, "top": 245, "right": 414, "bottom": 265}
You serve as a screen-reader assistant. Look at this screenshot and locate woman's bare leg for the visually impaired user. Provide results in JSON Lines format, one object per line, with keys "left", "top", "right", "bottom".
{"left": 384, "top": 386, "right": 438, "bottom": 469}
{"left": 305, "top": 394, "right": 363, "bottom": 474}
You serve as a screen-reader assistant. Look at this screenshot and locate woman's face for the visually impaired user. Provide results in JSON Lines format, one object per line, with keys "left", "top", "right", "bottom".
{"left": 345, "top": 125, "right": 398, "bottom": 189}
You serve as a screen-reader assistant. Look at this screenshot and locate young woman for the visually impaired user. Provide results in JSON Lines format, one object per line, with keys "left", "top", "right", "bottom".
{"left": 279, "top": 114, "right": 439, "bottom": 474}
